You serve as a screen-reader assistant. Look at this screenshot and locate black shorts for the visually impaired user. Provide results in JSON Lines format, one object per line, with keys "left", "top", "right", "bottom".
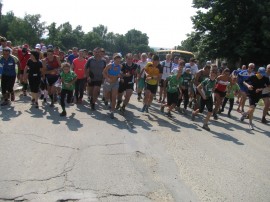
{"left": 261, "top": 93, "right": 270, "bottom": 98}
{"left": 145, "top": 83, "right": 157, "bottom": 94}
{"left": 167, "top": 92, "right": 179, "bottom": 105}
{"left": 28, "top": 77, "right": 41, "bottom": 93}
{"left": 248, "top": 95, "right": 261, "bottom": 107}
{"left": 199, "top": 96, "right": 213, "bottom": 113}
{"left": 159, "top": 79, "right": 167, "bottom": 87}
{"left": 47, "top": 76, "right": 59, "bottom": 86}
{"left": 214, "top": 89, "right": 226, "bottom": 98}
{"left": 88, "top": 80, "right": 102, "bottom": 87}
{"left": 118, "top": 82, "right": 133, "bottom": 93}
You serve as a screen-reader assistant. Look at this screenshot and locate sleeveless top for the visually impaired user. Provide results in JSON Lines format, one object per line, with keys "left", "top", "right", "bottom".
{"left": 46, "top": 56, "right": 59, "bottom": 78}
{"left": 108, "top": 62, "right": 121, "bottom": 76}
{"left": 216, "top": 80, "right": 230, "bottom": 92}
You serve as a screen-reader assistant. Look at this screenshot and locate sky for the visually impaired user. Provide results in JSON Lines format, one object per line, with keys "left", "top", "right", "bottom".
{"left": 2, "top": 0, "right": 197, "bottom": 49}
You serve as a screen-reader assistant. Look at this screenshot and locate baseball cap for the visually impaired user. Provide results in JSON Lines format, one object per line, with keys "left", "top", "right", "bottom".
{"left": 35, "top": 44, "right": 41, "bottom": 49}
{"left": 3, "top": 47, "right": 11, "bottom": 52}
{"left": 48, "top": 44, "right": 53, "bottom": 49}
{"left": 258, "top": 67, "right": 266, "bottom": 76}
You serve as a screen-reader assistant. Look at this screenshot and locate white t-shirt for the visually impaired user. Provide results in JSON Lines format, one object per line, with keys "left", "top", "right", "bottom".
{"left": 184, "top": 63, "right": 198, "bottom": 77}
{"left": 137, "top": 60, "right": 148, "bottom": 78}
{"left": 161, "top": 60, "right": 172, "bottom": 80}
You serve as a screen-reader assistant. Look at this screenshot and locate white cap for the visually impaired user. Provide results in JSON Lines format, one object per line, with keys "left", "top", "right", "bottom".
{"left": 35, "top": 44, "right": 41, "bottom": 49}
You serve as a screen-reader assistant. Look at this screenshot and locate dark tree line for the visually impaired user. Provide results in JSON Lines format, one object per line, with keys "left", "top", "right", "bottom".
{"left": 0, "top": 11, "right": 153, "bottom": 55}
{"left": 178, "top": 0, "right": 270, "bottom": 67}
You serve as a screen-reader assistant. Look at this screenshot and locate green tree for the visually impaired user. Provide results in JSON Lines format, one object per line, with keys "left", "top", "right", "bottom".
{"left": 191, "top": 0, "right": 270, "bottom": 66}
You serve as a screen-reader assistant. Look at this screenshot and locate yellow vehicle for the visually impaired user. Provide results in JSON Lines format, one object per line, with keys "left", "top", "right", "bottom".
{"left": 155, "top": 49, "right": 195, "bottom": 62}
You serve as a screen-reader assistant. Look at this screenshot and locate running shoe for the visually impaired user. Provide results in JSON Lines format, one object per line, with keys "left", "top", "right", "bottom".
{"left": 227, "top": 113, "right": 231, "bottom": 118}
{"left": 166, "top": 111, "right": 173, "bottom": 118}
{"left": 91, "top": 103, "right": 95, "bottom": 110}
{"left": 249, "top": 123, "right": 254, "bottom": 130}
{"left": 160, "top": 106, "right": 165, "bottom": 113}
{"left": 191, "top": 113, "right": 195, "bottom": 121}
{"left": 141, "top": 105, "right": 146, "bottom": 112}
{"left": 60, "top": 111, "right": 67, "bottom": 117}
{"left": 145, "top": 106, "right": 149, "bottom": 113}
{"left": 213, "top": 113, "right": 218, "bottom": 120}
{"left": 0, "top": 100, "right": 9, "bottom": 106}
{"left": 110, "top": 112, "right": 114, "bottom": 119}
{"left": 261, "top": 117, "right": 268, "bottom": 124}
{"left": 120, "top": 105, "right": 125, "bottom": 112}
{"left": 11, "top": 93, "right": 15, "bottom": 101}
{"left": 202, "top": 124, "right": 210, "bottom": 131}
{"left": 240, "top": 113, "right": 246, "bottom": 122}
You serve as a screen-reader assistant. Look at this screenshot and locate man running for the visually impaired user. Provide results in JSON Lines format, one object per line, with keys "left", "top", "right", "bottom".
{"left": 85, "top": 47, "right": 106, "bottom": 110}
{"left": 241, "top": 67, "right": 270, "bottom": 129}
{"left": 116, "top": 53, "right": 138, "bottom": 113}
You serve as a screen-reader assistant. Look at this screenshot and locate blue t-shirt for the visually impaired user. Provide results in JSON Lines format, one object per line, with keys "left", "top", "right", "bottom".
{"left": 67, "top": 54, "right": 78, "bottom": 64}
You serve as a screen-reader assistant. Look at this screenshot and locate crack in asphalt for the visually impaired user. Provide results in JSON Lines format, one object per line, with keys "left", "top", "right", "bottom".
{"left": 98, "top": 193, "right": 151, "bottom": 200}
{"left": 28, "top": 139, "right": 80, "bottom": 150}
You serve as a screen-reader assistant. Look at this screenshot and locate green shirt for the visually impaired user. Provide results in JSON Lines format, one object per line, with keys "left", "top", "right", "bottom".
{"left": 166, "top": 74, "right": 182, "bottom": 93}
{"left": 201, "top": 78, "right": 216, "bottom": 98}
{"left": 60, "top": 71, "right": 77, "bottom": 91}
{"left": 226, "top": 83, "right": 240, "bottom": 99}
{"left": 181, "top": 72, "right": 192, "bottom": 88}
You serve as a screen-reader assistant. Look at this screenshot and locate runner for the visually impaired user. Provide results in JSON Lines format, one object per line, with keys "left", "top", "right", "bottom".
{"left": 261, "top": 64, "right": 270, "bottom": 123}
{"left": 193, "top": 64, "right": 211, "bottom": 110}
{"left": 178, "top": 66, "right": 192, "bottom": 114}
{"left": 72, "top": 49, "right": 87, "bottom": 104}
{"left": 160, "top": 66, "right": 182, "bottom": 118}
{"left": 103, "top": 54, "right": 122, "bottom": 119}
{"left": 0, "top": 47, "right": 20, "bottom": 106}
{"left": 23, "top": 50, "right": 42, "bottom": 108}
{"left": 136, "top": 53, "right": 148, "bottom": 101}
{"left": 85, "top": 47, "right": 106, "bottom": 110}
{"left": 159, "top": 54, "right": 172, "bottom": 103}
{"left": 116, "top": 53, "right": 138, "bottom": 113}
{"left": 42, "top": 48, "right": 61, "bottom": 107}
{"left": 17, "top": 44, "right": 31, "bottom": 96}
{"left": 191, "top": 69, "right": 218, "bottom": 131}
{"left": 141, "top": 55, "right": 160, "bottom": 113}
{"left": 213, "top": 68, "right": 231, "bottom": 120}
{"left": 67, "top": 47, "right": 79, "bottom": 64}
{"left": 59, "top": 62, "right": 77, "bottom": 116}
{"left": 241, "top": 67, "right": 270, "bottom": 129}
{"left": 220, "top": 75, "right": 240, "bottom": 117}
{"left": 233, "top": 63, "right": 255, "bottom": 113}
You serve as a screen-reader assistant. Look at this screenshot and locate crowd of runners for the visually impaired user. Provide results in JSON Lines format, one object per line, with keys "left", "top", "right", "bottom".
{"left": 0, "top": 36, "right": 270, "bottom": 131}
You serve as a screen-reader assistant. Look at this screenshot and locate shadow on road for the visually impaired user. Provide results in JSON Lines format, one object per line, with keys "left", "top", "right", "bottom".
{"left": 0, "top": 105, "right": 22, "bottom": 121}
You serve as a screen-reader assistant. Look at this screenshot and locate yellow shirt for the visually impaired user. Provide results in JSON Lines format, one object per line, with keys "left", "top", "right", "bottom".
{"left": 145, "top": 65, "right": 160, "bottom": 85}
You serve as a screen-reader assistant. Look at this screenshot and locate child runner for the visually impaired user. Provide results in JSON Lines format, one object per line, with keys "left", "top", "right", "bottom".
{"left": 220, "top": 76, "right": 240, "bottom": 117}
{"left": 179, "top": 66, "right": 192, "bottom": 114}
{"left": 59, "top": 62, "right": 77, "bottom": 116}
{"left": 191, "top": 70, "right": 218, "bottom": 131}
{"left": 160, "top": 67, "right": 182, "bottom": 117}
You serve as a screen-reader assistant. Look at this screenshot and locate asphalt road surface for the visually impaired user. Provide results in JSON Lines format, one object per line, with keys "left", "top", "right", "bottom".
{"left": 0, "top": 92, "right": 269, "bottom": 202}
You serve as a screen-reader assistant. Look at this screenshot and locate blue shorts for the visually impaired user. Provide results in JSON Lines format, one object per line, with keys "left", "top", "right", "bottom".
{"left": 239, "top": 84, "right": 248, "bottom": 93}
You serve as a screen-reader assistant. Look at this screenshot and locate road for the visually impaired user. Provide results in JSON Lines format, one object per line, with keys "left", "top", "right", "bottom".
{"left": 0, "top": 92, "right": 269, "bottom": 202}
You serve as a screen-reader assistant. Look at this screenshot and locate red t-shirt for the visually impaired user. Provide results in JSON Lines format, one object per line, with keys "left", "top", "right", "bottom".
{"left": 73, "top": 58, "right": 87, "bottom": 79}
{"left": 18, "top": 49, "right": 31, "bottom": 70}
